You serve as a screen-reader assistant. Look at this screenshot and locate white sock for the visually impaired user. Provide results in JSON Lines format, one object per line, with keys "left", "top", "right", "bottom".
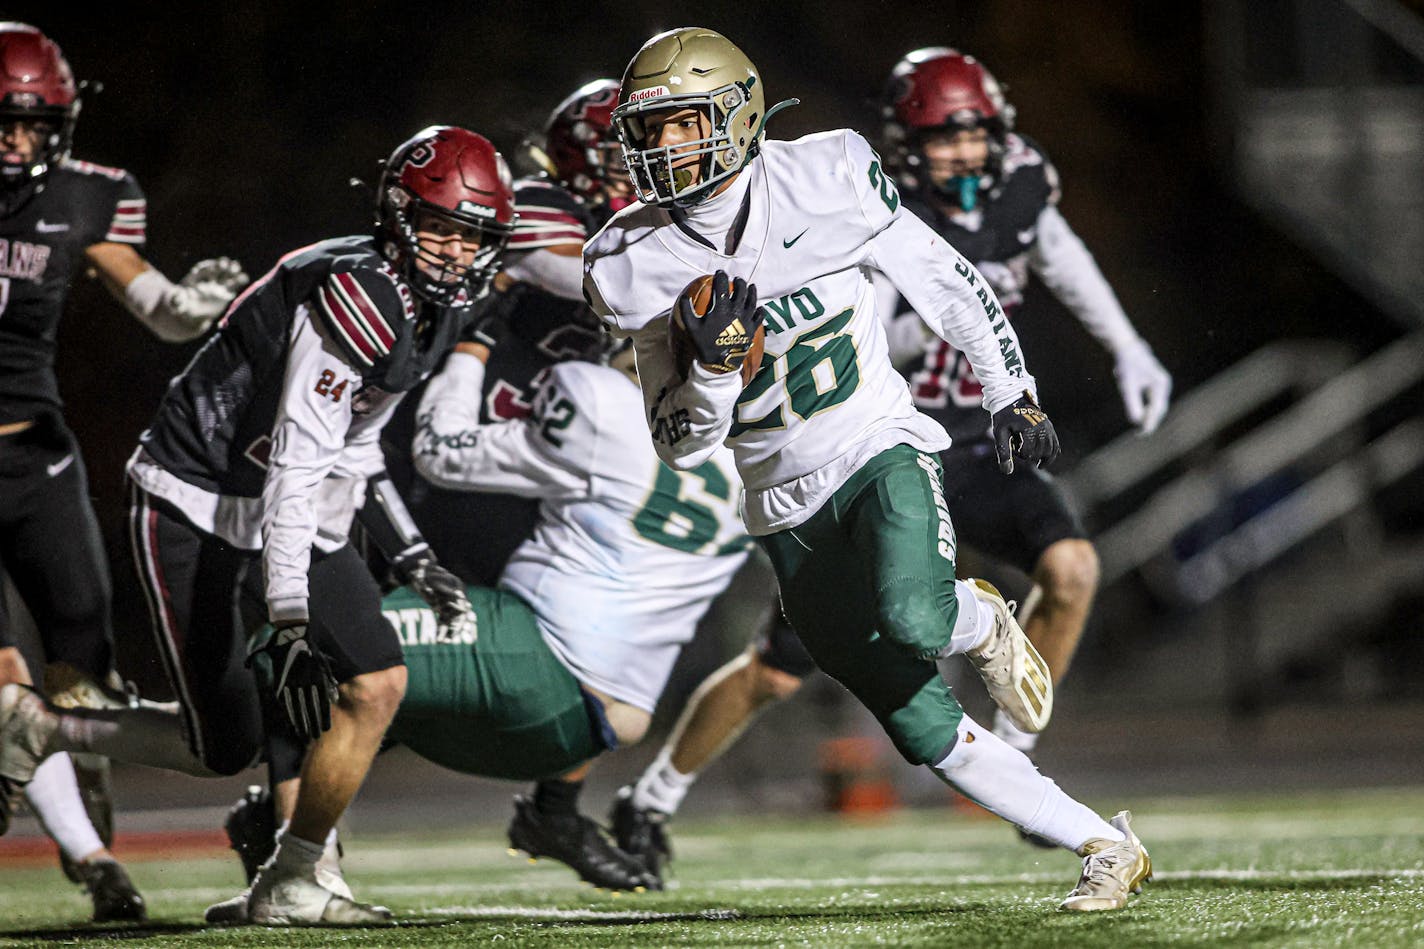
{"left": 931, "top": 714, "right": 1121, "bottom": 851}
{"left": 277, "top": 820, "right": 339, "bottom": 859}
{"left": 55, "top": 706, "right": 212, "bottom": 777}
{"left": 632, "top": 748, "right": 696, "bottom": 816}
{"left": 945, "top": 580, "right": 994, "bottom": 655}
{"left": 23, "top": 753, "right": 104, "bottom": 862}
{"left": 992, "top": 709, "right": 1041, "bottom": 753}
{"left": 272, "top": 829, "right": 325, "bottom": 874}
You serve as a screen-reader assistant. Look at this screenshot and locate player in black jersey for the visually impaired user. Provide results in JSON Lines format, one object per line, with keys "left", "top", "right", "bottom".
{"left": 1, "top": 125, "right": 516, "bottom": 925}
{"left": 0, "top": 22, "right": 247, "bottom": 920}
{"left": 215, "top": 84, "right": 639, "bottom": 899}
{"left": 390, "top": 78, "right": 628, "bottom": 587}
{"left": 610, "top": 47, "right": 1174, "bottom": 870}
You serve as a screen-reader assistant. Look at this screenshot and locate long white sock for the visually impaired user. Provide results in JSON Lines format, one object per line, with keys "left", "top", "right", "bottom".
{"left": 992, "top": 709, "right": 1041, "bottom": 753}
{"left": 55, "top": 706, "right": 213, "bottom": 777}
{"left": 945, "top": 580, "right": 994, "bottom": 655}
{"left": 632, "top": 748, "right": 696, "bottom": 816}
{"left": 931, "top": 714, "right": 1121, "bottom": 851}
{"left": 23, "top": 753, "right": 104, "bottom": 862}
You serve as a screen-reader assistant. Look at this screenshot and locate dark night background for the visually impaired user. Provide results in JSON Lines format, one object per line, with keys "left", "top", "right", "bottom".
{"left": 5, "top": 0, "right": 1403, "bottom": 690}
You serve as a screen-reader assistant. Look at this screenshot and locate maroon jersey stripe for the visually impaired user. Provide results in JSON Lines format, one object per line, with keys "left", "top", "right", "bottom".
{"left": 333, "top": 272, "right": 396, "bottom": 349}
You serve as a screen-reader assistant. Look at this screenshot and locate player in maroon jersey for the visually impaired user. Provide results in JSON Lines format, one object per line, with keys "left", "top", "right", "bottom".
{"left": 0, "top": 22, "right": 247, "bottom": 921}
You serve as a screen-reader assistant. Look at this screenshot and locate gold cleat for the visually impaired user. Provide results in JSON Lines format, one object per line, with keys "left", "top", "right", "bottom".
{"left": 1059, "top": 811, "right": 1152, "bottom": 912}
{"left": 964, "top": 579, "right": 1053, "bottom": 732}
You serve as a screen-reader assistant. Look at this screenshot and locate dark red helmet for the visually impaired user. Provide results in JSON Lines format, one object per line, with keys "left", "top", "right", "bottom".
{"left": 376, "top": 126, "right": 516, "bottom": 305}
{"left": 882, "top": 47, "right": 1016, "bottom": 194}
{"left": 0, "top": 23, "right": 80, "bottom": 191}
{"left": 542, "top": 79, "right": 630, "bottom": 209}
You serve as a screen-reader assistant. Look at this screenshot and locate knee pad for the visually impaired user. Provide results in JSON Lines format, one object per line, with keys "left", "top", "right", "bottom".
{"left": 877, "top": 579, "right": 953, "bottom": 661}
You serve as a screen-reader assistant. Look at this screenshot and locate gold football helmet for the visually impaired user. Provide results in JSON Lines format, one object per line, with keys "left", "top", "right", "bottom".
{"left": 612, "top": 27, "right": 795, "bottom": 208}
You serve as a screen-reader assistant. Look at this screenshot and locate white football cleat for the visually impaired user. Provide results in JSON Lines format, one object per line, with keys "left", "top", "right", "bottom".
{"left": 203, "top": 888, "right": 252, "bottom": 925}
{"left": 244, "top": 862, "right": 392, "bottom": 926}
{"left": 963, "top": 579, "right": 1053, "bottom": 733}
{"left": 0, "top": 683, "right": 58, "bottom": 784}
{"left": 1060, "top": 811, "right": 1152, "bottom": 912}
{"left": 316, "top": 840, "right": 353, "bottom": 901}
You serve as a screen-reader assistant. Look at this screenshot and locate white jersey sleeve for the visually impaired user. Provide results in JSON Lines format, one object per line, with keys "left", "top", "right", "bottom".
{"left": 849, "top": 130, "right": 1036, "bottom": 416}
{"left": 262, "top": 312, "right": 365, "bottom": 624}
{"left": 412, "top": 351, "right": 588, "bottom": 499}
{"left": 1029, "top": 204, "right": 1141, "bottom": 355}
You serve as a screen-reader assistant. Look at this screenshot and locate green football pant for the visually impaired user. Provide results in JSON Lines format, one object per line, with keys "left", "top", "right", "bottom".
{"left": 380, "top": 585, "right": 607, "bottom": 781}
{"left": 759, "top": 444, "right": 965, "bottom": 765}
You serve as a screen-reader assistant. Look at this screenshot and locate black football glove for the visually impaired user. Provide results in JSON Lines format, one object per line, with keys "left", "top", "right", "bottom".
{"left": 677, "top": 270, "right": 761, "bottom": 374}
{"left": 248, "top": 623, "right": 338, "bottom": 742}
{"left": 399, "top": 553, "right": 478, "bottom": 643}
{"left": 991, "top": 393, "right": 1061, "bottom": 474}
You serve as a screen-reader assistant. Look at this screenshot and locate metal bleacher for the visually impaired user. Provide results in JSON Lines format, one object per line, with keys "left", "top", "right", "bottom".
{"left": 1066, "top": 0, "right": 1424, "bottom": 710}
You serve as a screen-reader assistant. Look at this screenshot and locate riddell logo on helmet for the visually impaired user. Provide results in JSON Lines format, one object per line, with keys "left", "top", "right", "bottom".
{"left": 628, "top": 86, "right": 671, "bottom": 104}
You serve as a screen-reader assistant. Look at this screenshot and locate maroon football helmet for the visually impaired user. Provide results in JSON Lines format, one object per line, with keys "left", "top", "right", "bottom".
{"left": 543, "top": 79, "right": 631, "bottom": 210}
{"left": 376, "top": 126, "right": 516, "bottom": 305}
{"left": 882, "top": 47, "right": 1016, "bottom": 197}
{"left": 0, "top": 23, "right": 79, "bottom": 191}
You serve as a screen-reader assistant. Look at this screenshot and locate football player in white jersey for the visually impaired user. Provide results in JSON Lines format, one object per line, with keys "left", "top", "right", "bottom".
{"left": 584, "top": 27, "right": 1151, "bottom": 912}
{"left": 399, "top": 331, "right": 749, "bottom": 891}
{"left": 611, "top": 48, "right": 1177, "bottom": 866}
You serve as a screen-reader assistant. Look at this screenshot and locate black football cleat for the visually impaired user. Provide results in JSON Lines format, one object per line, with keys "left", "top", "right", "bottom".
{"left": 224, "top": 785, "right": 277, "bottom": 883}
{"left": 77, "top": 859, "right": 147, "bottom": 922}
{"left": 609, "top": 785, "right": 671, "bottom": 884}
{"left": 507, "top": 793, "right": 659, "bottom": 891}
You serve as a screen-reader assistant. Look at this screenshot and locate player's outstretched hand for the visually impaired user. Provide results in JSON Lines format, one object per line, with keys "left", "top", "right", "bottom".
{"left": 169, "top": 257, "right": 250, "bottom": 330}
{"left": 405, "top": 555, "right": 478, "bottom": 643}
{"left": 248, "top": 623, "right": 338, "bottom": 742}
{"left": 677, "top": 270, "right": 761, "bottom": 374}
{"left": 1114, "top": 340, "right": 1172, "bottom": 435}
{"left": 991, "top": 393, "right": 1061, "bottom": 474}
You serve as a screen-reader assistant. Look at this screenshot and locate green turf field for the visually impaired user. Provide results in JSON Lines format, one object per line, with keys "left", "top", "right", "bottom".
{"left": 3, "top": 787, "right": 1424, "bottom": 947}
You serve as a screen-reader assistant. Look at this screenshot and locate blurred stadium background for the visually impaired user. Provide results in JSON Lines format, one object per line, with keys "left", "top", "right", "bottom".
{"left": 2, "top": 0, "right": 1423, "bottom": 903}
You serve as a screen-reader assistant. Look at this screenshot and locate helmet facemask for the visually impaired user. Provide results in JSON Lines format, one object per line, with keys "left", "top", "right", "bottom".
{"left": 904, "top": 118, "right": 1007, "bottom": 213}
{"left": 613, "top": 80, "right": 758, "bottom": 209}
{"left": 381, "top": 184, "right": 511, "bottom": 307}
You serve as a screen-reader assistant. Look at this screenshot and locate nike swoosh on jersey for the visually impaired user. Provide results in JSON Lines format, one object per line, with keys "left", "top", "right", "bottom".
{"left": 36, "top": 220, "right": 70, "bottom": 233}
{"left": 782, "top": 228, "right": 809, "bottom": 249}
{"left": 45, "top": 454, "right": 75, "bottom": 477}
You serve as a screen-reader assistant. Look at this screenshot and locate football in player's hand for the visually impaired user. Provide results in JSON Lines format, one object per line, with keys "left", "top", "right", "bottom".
{"left": 670, "top": 273, "right": 766, "bottom": 385}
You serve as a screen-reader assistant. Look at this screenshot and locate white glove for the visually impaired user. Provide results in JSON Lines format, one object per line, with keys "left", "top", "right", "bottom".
{"left": 1113, "top": 340, "right": 1172, "bottom": 435}
{"left": 167, "top": 257, "right": 250, "bottom": 329}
